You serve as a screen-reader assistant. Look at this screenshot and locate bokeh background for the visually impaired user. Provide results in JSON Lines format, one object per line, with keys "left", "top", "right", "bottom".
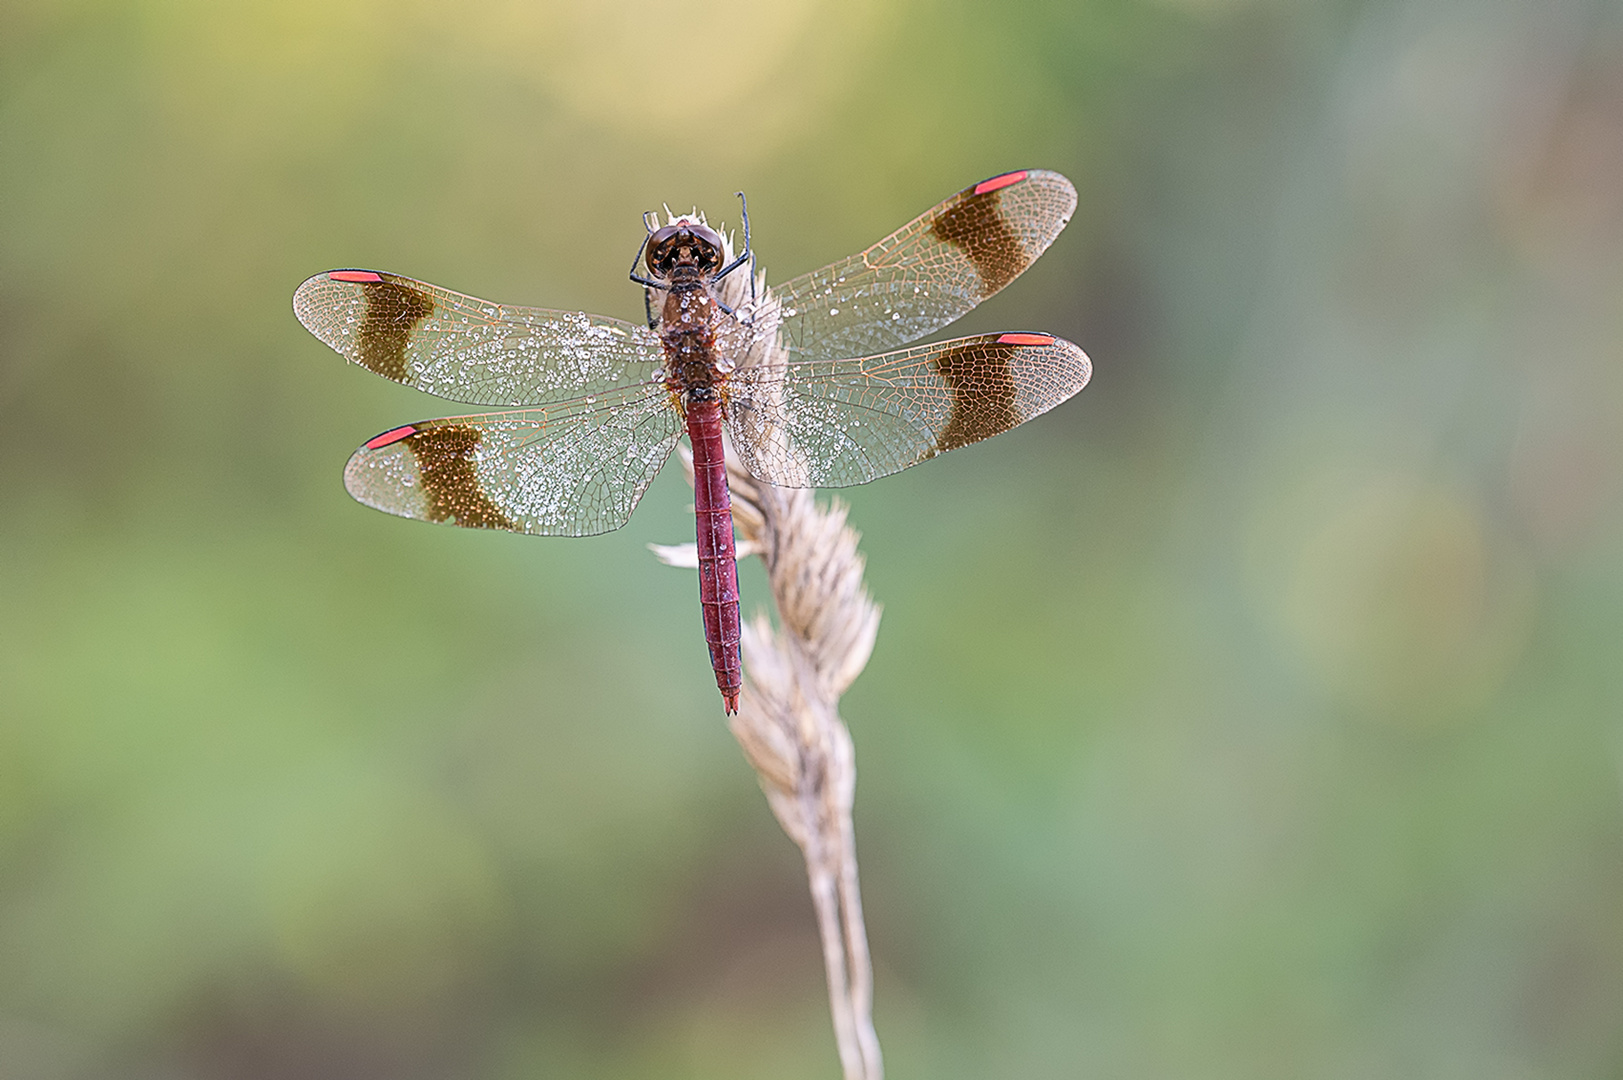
{"left": 4, "top": 0, "right": 1623, "bottom": 1076}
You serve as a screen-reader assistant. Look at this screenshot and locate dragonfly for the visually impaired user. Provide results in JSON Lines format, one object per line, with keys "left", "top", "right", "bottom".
{"left": 294, "top": 169, "right": 1091, "bottom": 713}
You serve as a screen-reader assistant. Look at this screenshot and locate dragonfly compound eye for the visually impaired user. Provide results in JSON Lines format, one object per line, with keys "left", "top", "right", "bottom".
{"left": 647, "top": 222, "right": 725, "bottom": 277}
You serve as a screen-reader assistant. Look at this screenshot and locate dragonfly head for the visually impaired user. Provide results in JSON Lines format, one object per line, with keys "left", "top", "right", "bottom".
{"left": 646, "top": 218, "right": 725, "bottom": 284}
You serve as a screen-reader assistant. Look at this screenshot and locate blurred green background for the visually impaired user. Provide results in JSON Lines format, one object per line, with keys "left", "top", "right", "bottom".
{"left": 4, "top": 0, "right": 1623, "bottom": 1076}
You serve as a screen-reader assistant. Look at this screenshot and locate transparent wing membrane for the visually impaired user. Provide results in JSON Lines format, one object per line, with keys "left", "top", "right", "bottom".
{"left": 298, "top": 171, "right": 1086, "bottom": 537}
{"left": 728, "top": 332, "right": 1091, "bottom": 489}
{"left": 294, "top": 270, "right": 663, "bottom": 407}
{"left": 343, "top": 386, "right": 682, "bottom": 537}
{"left": 771, "top": 170, "right": 1077, "bottom": 362}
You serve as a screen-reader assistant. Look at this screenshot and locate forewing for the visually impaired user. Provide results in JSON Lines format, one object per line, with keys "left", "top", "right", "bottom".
{"left": 729, "top": 333, "right": 1089, "bottom": 489}
{"left": 772, "top": 170, "right": 1076, "bottom": 361}
{"left": 343, "top": 385, "right": 683, "bottom": 537}
{"left": 294, "top": 270, "right": 662, "bottom": 407}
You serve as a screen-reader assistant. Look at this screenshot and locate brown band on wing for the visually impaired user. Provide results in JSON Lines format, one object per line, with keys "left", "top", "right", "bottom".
{"left": 355, "top": 278, "right": 435, "bottom": 382}
{"left": 933, "top": 340, "right": 1021, "bottom": 452}
{"left": 400, "top": 425, "right": 516, "bottom": 530}
{"left": 929, "top": 188, "right": 1029, "bottom": 297}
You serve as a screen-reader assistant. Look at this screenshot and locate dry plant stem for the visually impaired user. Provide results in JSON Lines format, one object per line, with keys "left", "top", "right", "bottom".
{"left": 659, "top": 445, "right": 884, "bottom": 1080}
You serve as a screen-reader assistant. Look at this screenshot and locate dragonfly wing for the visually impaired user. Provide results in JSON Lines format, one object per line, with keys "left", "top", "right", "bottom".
{"left": 771, "top": 170, "right": 1076, "bottom": 362}
{"left": 343, "top": 384, "right": 683, "bottom": 537}
{"left": 294, "top": 270, "right": 663, "bottom": 407}
{"left": 729, "top": 332, "right": 1090, "bottom": 489}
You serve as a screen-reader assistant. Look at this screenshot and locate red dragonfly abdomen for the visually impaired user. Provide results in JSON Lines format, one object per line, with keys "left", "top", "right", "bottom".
{"left": 686, "top": 395, "right": 742, "bottom": 713}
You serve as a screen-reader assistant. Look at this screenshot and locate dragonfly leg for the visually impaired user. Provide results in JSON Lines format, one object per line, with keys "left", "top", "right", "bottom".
{"left": 627, "top": 226, "right": 666, "bottom": 295}
{"left": 714, "top": 191, "right": 754, "bottom": 305}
